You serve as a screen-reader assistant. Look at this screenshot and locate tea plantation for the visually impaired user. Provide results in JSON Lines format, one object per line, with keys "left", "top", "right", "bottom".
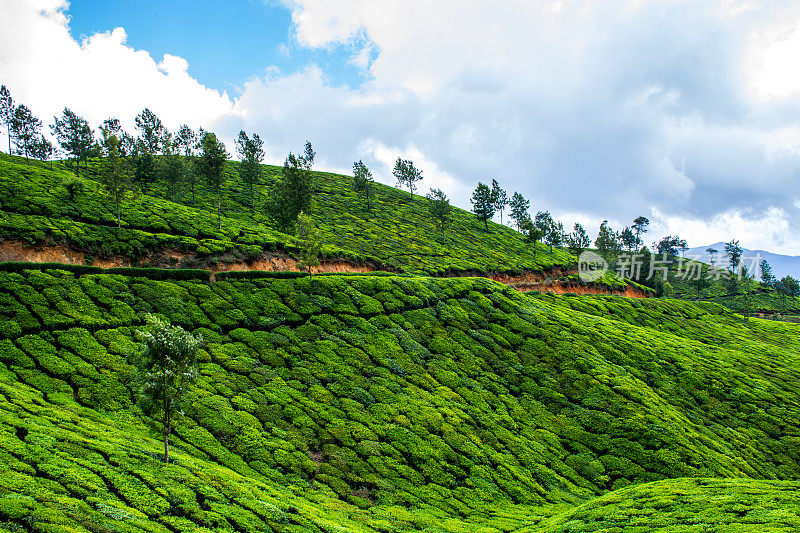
{"left": 1, "top": 266, "right": 800, "bottom": 531}
{"left": 0, "top": 154, "right": 573, "bottom": 275}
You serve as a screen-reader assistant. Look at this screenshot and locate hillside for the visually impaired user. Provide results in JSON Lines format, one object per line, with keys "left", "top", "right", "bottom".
{"left": 0, "top": 154, "right": 577, "bottom": 278}
{"left": 687, "top": 242, "right": 800, "bottom": 280}
{"left": 1, "top": 267, "right": 800, "bottom": 530}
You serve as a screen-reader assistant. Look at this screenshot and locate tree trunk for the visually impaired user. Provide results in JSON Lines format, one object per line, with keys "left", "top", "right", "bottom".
{"left": 217, "top": 187, "right": 222, "bottom": 230}
{"left": 163, "top": 410, "right": 169, "bottom": 464}
{"left": 6, "top": 125, "right": 9, "bottom": 154}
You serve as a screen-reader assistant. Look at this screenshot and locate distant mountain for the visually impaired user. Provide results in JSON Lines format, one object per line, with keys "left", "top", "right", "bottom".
{"left": 686, "top": 242, "right": 800, "bottom": 279}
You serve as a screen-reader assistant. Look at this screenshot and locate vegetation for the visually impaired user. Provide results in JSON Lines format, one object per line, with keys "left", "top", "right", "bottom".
{"left": 470, "top": 182, "right": 494, "bottom": 230}
{"left": 133, "top": 314, "right": 203, "bottom": 463}
{"left": 393, "top": 157, "right": 423, "bottom": 199}
{"left": 0, "top": 267, "right": 799, "bottom": 530}
{"left": 0, "top": 153, "right": 575, "bottom": 275}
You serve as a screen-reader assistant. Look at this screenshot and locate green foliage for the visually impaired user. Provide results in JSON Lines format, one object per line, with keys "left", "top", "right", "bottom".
{"left": 295, "top": 212, "right": 322, "bottom": 276}
{"left": 470, "top": 182, "right": 494, "bottom": 230}
{"left": 0, "top": 153, "right": 575, "bottom": 275}
{"left": 1, "top": 269, "right": 800, "bottom": 530}
{"left": 134, "top": 314, "right": 203, "bottom": 463}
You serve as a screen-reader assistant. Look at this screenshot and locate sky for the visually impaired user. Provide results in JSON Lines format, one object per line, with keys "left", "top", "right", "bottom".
{"left": 2, "top": 0, "right": 800, "bottom": 254}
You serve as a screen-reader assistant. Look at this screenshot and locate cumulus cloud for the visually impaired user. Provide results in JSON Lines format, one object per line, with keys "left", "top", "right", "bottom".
{"left": 4, "top": 0, "right": 800, "bottom": 253}
{"left": 0, "top": 1, "right": 232, "bottom": 136}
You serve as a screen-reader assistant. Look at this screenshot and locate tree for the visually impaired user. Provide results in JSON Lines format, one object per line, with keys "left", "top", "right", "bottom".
{"left": 158, "top": 142, "right": 183, "bottom": 200}
{"left": 30, "top": 135, "right": 54, "bottom": 167}
{"left": 134, "top": 148, "right": 156, "bottom": 192}
{"left": 119, "top": 132, "right": 136, "bottom": 157}
{"left": 135, "top": 108, "right": 167, "bottom": 154}
{"left": 0, "top": 85, "right": 13, "bottom": 154}
{"left": 706, "top": 247, "right": 718, "bottom": 266}
{"left": 98, "top": 118, "right": 122, "bottom": 151}
{"left": 620, "top": 226, "right": 637, "bottom": 252}
{"left": 393, "top": 158, "right": 423, "bottom": 199}
{"left": 508, "top": 192, "right": 530, "bottom": 231}
{"left": 272, "top": 148, "right": 314, "bottom": 230}
{"left": 196, "top": 132, "right": 229, "bottom": 230}
{"left": 52, "top": 108, "right": 93, "bottom": 178}
{"left": 595, "top": 220, "right": 622, "bottom": 260}
{"left": 657, "top": 235, "right": 686, "bottom": 257}
{"left": 352, "top": 160, "right": 375, "bottom": 213}
{"left": 631, "top": 216, "right": 650, "bottom": 249}
{"left": 100, "top": 135, "right": 135, "bottom": 227}
{"left": 301, "top": 141, "right": 315, "bottom": 169}
{"left": 134, "top": 315, "right": 203, "bottom": 464}
{"left": 724, "top": 239, "right": 743, "bottom": 273}
{"left": 427, "top": 188, "right": 452, "bottom": 243}
{"left": 471, "top": 182, "right": 495, "bottom": 230}
{"left": 760, "top": 259, "right": 776, "bottom": 287}
{"left": 546, "top": 221, "right": 565, "bottom": 251}
{"left": 490, "top": 179, "right": 508, "bottom": 225}
{"left": 235, "top": 130, "right": 265, "bottom": 211}
{"left": 10, "top": 105, "right": 42, "bottom": 161}
{"left": 295, "top": 212, "right": 321, "bottom": 278}
{"left": 775, "top": 275, "right": 800, "bottom": 312}
{"left": 566, "top": 223, "right": 591, "bottom": 257}
{"left": 534, "top": 210, "right": 554, "bottom": 236}
{"left": 520, "top": 216, "right": 545, "bottom": 261}
{"left": 175, "top": 125, "right": 198, "bottom": 203}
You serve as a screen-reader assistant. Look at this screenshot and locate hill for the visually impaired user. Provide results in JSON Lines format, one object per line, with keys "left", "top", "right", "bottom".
{"left": 687, "top": 242, "right": 800, "bottom": 280}
{"left": 0, "top": 153, "right": 579, "bottom": 278}
{"left": 1, "top": 266, "right": 800, "bottom": 530}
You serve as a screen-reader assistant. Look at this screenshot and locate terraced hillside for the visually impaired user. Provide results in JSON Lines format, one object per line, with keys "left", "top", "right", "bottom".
{"left": 0, "top": 154, "right": 575, "bottom": 276}
{"left": 1, "top": 267, "right": 799, "bottom": 531}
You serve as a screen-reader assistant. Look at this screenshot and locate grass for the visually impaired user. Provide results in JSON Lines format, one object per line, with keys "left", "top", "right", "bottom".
{"left": 0, "top": 267, "right": 799, "bottom": 530}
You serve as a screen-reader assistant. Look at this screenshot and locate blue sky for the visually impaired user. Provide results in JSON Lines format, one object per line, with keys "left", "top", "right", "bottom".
{"left": 3, "top": 0, "right": 800, "bottom": 254}
{"left": 66, "top": 0, "right": 368, "bottom": 91}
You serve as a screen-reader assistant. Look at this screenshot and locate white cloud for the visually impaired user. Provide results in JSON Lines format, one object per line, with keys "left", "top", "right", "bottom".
{"left": 651, "top": 206, "right": 795, "bottom": 254}
{"left": 0, "top": 1, "right": 232, "bottom": 139}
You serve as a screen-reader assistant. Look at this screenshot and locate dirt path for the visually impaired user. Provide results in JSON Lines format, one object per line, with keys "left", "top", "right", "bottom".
{"left": 0, "top": 240, "right": 646, "bottom": 298}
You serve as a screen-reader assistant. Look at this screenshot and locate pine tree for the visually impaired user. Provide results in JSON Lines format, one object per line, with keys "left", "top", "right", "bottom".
{"left": 620, "top": 226, "right": 636, "bottom": 252}
{"left": 52, "top": 108, "right": 93, "bottom": 178}
{"left": 235, "top": 130, "right": 265, "bottom": 211}
{"left": 272, "top": 148, "right": 314, "bottom": 230}
{"left": 393, "top": 158, "right": 423, "bottom": 199}
{"left": 99, "top": 135, "right": 135, "bottom": 227}
{"left": 471, "top": 182, "right": 494, "bottom": 230}
{"left": 135, "top": 108, "right": 168, "bottom": 154}
{"left": 566, "top": 223, "right": 591, "bottom": 257}
{"left": 30, "top": 135, "right": 54, "bottom": 167}
{"left": 10, "top": 105, "right": 42, "bottom": 161}
{"left": 175, "top": 125, "right": 198, "bottom": 204}
{"left": 759, "top": 259, "right": 776, "bottom": 287}
{"left": 724, "top": 239, "right": 743, "bottom": 273}
{"left": 0, "top": 85, "right": 14, "bottom": 154}
{"left": 427, "top": 188, "right": 452, "bottom": 243}
{"left": 595, "top": 220, "right": 622, "bottom": 260}
{"left": 509, "top": 192, "right": 530, "bottom": 231}
{"left": 632, "top": 216, "right": 650, "bottom": 249}
{"left": 197, "top": 132, "right": 229, "bottom": 230}
{"left": 490, "top": 179, "right": 508, "bottom": 225}
{"left": 352, "top": 160, "right": 375, "bottom": 213}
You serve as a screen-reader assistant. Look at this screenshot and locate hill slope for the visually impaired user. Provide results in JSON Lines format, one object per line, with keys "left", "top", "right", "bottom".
{"left": 0, "top": 154, "right": 574, "bottom": 277}
{"left": 1, "top": 267, "right": 800, "bottom": 530}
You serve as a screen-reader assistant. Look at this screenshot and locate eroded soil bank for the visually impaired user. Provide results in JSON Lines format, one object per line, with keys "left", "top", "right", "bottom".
{"left": 0, "top": 240, "right": 645, "bottom": 297}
